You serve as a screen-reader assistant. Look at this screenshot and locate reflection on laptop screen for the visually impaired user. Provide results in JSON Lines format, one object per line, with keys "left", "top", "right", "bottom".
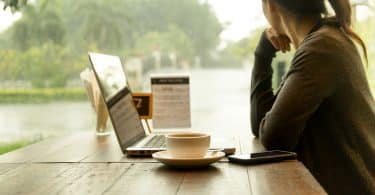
{"left": 88, "top": 52, "right": 146, "bottom": 149}
{"left": 88, "top": 53, "right": 127, "bottom": 101}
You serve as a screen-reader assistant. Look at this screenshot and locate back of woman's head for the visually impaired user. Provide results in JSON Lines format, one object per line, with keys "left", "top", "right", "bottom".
{"left": 272, "top": 0, "right": 368, "bottom": 63}
{"left": 273, "top": 0, "right": 326, "bottom": 16}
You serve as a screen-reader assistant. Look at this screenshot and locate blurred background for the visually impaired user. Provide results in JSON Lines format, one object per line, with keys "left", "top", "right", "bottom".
{"left": 0, "top": 0, "right": 374, "bottom": 154}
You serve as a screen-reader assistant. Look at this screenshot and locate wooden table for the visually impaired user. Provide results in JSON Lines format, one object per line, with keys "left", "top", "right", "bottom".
{"left": 0, "top": 131, "right": 326, "bottom": 195}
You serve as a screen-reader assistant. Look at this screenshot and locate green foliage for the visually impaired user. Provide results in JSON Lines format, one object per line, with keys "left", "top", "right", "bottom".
{"left": 0, "top": 43, "right": 84, "bottom": 88}
{"left": 0, "top": 140, "right": 29, "bottom": 154}
{"left": 1, "top": 0, "right": 27, "bottom": 12}
{"left": 65, "top": 0, "right": 129, "bottom": 52}
{"left": 21, "top": 43, "right": 67, "bottom": 87}
{"left": 0, "top": 136, "right": 43, "bottom": 155}
{"left": 227, "top": 28, "right": 264, "bottom": 60}
{"left": 354, "top": 18, "right": 375, "bottom": 94}
{"left": 134, "top": 25, "right": 194, "bottom": 60}
{"left": 56, "top": 0, "right": 221, "bottom": 59}
{"left": 228, "top": 18, "right": 375, "bottom": 93}
{"left": 10, "top": 4, "right": 66, "bottom": 50}
{"left": 120, "top": 0, "right": 222, "bottom": 58}
{"left": 0, "top": 49, "right": 22, "bottom": 80}
{"left": 0, "top": 0, "right": 223, "bottom": 90}
{"left": 0, "top": 88, "right": 86, "bottom": 104}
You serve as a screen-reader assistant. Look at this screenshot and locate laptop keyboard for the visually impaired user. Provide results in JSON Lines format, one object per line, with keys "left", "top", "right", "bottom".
{"left": 143, "top": 135, "right": 166, "bottom": 148}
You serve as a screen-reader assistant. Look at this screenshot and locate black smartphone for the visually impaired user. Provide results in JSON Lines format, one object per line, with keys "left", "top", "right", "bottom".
{"left": 228, "top": 150, "right": 297, "bottom": 165}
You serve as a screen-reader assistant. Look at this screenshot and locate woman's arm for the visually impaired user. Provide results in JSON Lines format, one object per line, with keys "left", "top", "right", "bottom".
{"left": 250, "top": 32, "right": 277, "bottom": 137}
{"left": 258, "top": 49, "right": 336, "bottom": 151}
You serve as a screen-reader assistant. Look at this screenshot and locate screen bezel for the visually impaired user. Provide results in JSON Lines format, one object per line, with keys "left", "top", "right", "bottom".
{"left": 88, "top": 52, "right": 146, "bottom": 152}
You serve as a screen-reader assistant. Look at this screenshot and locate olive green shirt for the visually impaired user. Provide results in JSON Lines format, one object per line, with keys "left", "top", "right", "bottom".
{"left": 251, "top": 23, "right": 375, "bottom": 194}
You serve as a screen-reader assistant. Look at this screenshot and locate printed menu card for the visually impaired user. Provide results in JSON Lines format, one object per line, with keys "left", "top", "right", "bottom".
{"left": 151, "top": 74, "right": 191, "bottom": 129}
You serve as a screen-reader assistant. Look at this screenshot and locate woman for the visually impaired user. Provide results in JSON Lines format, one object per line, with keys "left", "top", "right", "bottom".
{"left": 251, "top": 0, "right": 375, "bottom": 194}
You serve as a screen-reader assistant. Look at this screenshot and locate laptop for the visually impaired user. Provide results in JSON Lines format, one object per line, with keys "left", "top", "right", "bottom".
{"left": 88, "top": 52, "right": 236, "bottom": 156}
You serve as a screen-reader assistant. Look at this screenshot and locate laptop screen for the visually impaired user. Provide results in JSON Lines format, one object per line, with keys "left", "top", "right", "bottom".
{"left": 88, "top": 52, "right": 146, "bottom": 149}
{"left": 87, "top": 53, "right": 128, "bottom": 101}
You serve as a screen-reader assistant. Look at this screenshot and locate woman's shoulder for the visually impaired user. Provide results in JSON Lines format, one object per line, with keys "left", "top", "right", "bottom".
{"left": 294, "top": 25, "right": 359, "bottom": 68}
{"left": 289, "top": 27, "right": 347, "bottom": 76}
{"left": 299, "top": 25, "right": 356, "bottom": 56}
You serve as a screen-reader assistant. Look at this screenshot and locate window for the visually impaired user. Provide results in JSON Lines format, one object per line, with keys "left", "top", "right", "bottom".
{"left": 0, "top": 0, "right": 374, "bottom": 154}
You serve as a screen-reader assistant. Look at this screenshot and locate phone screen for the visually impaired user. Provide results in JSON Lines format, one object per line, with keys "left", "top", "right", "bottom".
{"left": 228, "top": 150, "right": 297, "bottom": 165}
{"left": 230, "top": 154, "right": 252, "bottom": 160}
{"left": 250, "top": 150, "right": 293, "bottom": 158}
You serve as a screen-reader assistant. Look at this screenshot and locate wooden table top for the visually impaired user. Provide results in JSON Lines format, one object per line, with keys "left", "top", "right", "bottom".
{"left": 0, "top": 131, "right": 326, "bottom": 195}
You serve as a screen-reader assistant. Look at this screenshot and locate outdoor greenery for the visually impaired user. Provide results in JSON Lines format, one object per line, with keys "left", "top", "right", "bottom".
{"left": 3, "top": 0, "right": 371, "bottom": 92}
{"left": 0, "top": 0, "right": 374, "bottom": 156}
{"left": 0, "top": 138, "right": 38, "bottom": 155}
{"left": 0, "top": 0, "right": 223, "bottom": 89}
{"left": 228, "top": 15, "right": 375, "bottom": 93}
{"left": 0, "top": 1, "right": 374, "bottom": 93}
{"left": 356, "top": 18, "right": 375, "bottom": 94}
{"left": 0, "top": 88, "right": 86, "bottom": 103}
{"left": 1, "top": 0, "right": 27, "bottom": 12}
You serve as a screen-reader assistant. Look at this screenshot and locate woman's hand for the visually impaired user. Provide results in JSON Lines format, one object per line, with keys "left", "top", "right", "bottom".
{"left": 265, "top": 28, "right": 291, "bottom": 53}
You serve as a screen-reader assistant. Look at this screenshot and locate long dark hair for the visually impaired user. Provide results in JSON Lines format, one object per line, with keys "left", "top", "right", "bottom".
{"left": 273, "top": 0, "right": 368, "bottom": 63}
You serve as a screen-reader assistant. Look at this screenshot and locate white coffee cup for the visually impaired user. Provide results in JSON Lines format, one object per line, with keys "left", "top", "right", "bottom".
{"left": 166, "top": 132, "right": 210, "bottom": 158}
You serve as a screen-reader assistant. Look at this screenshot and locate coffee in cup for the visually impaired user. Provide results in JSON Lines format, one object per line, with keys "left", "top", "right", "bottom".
{"left": 166, "top": 132, "right": 210, "bottom": 158}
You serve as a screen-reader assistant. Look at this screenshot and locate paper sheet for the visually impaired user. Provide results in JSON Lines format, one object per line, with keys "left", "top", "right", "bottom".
{"left": 151, "top": 75, "right": 191, "bottom": 129}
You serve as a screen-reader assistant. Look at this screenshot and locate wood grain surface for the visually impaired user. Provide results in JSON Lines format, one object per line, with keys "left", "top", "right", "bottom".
{"left": 0, "top": 132, "right": 327, "bottom": 195}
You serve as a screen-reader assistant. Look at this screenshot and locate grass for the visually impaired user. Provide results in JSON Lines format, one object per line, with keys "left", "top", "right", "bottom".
{"left": 0, "top": 134, "right": 46, "bottom": 155}
{"left": 0, "top": 140, "right": 35, "bottom": 155}
{"left": 0, "top": 88, "right": 87, "bottom": 104}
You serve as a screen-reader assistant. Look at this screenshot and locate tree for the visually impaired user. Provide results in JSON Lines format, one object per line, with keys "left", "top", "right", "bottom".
{"left": 226, "top": 28, "right": 264, "bottom": 62}
{"left": 125, "top": 0, "right": 222, "bottom": 62}
{"left": 63, "top": 0, "right": 129, "bottom": 53}
{"left": 10, "top": 4, "right": 66, "bottom": 50}
{"left": 134, "top": 25, "right": 194, "bottom": 60}
{"left": 1, "top": 0, "right": 27, "bottom": 12}
{"left": 0, "top": 49, "right": 22, "bottom": 80}
{"left": 0, "top": 0, "right": 224, "bottom": 89}
{"left": 19, "top": 42, "right": 70, "bottom": 88}
{"left": 3, "top": 1, "right": 220, "bottom": 56}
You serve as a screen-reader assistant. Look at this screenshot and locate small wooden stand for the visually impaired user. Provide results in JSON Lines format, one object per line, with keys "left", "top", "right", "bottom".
{"left": 132, "top": 92, "right": 153, "bottom": 134}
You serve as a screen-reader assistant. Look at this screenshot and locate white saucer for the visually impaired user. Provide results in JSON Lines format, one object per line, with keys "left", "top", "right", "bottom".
{"left": 152, "top": 151, "right": 225, "bottom": 168}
